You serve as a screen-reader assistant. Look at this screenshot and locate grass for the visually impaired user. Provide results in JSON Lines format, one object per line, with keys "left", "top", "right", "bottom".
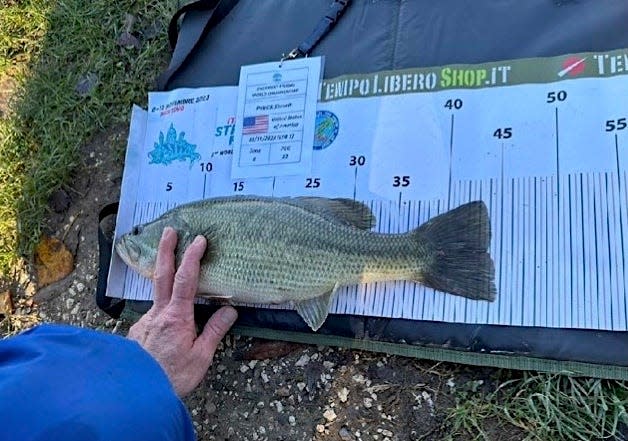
{"left": 1, "top": 2, "right": 628, "bottom": 440}
{"left": 446, "top": 372, "right": 628, "bottom": 440}
{"left": 0, "top": 0, "right": 177, "bottom": 278}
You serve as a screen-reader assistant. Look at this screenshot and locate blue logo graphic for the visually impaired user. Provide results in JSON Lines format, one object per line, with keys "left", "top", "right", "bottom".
{"left": 272, "top": 72, "right": 282, "bottom": 82}
{"left": 313, "top": 110, "right": 339, "bottom": 150}
{"left": 148, "top": 123, "right": 200, "bottom": 168}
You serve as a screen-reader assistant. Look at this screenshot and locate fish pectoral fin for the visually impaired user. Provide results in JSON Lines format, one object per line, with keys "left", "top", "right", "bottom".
{"left": 172, "top": 223, "right": 217, "bottom": 267}
{"left": 295, "top": 284, "right": 338, "bottom": 332}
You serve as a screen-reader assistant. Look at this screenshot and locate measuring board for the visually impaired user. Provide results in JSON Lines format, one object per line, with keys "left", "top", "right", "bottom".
{"left": 108, "top": 49, "right": 628, "bottom": 332}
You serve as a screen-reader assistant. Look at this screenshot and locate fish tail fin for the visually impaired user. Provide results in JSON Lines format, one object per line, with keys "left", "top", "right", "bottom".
{"left": 413, "top": 201, "right": 496, "bottom": 301}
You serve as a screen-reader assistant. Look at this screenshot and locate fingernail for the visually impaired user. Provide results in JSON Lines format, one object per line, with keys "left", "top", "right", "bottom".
{"left": 193, "top": 235, "right": 206, "bottom": 245}
{"left": 220, "top": 307, "right": 238, "bottom": 325}
{"left": 162, "top": 227, "right": 173, "bottom": 238}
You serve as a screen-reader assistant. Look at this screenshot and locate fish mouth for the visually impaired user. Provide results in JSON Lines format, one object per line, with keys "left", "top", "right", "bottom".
{"left": 115, "top": 235, "right": 155, "bottom": 279}
{"left": 114, "top": 235, "right": 133, "bottom": 266}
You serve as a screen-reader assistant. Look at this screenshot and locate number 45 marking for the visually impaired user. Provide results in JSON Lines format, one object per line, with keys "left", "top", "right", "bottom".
{"left": 493, "top": 127, "right": 513, "bottom": 139}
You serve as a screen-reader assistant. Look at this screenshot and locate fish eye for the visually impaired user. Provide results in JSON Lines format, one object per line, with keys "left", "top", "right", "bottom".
{"left": 132, "top": 225, "right": 143, "bottom": 235}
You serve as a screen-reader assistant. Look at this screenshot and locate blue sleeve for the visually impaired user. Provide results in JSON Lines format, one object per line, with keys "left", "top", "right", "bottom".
{"left": 0, "top": 324, "right": 196, "bottom": 441}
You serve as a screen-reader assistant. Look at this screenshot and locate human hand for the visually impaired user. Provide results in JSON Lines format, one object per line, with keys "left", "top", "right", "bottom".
{"left": 127, "top": 227, "right": 237, "bottom": 397}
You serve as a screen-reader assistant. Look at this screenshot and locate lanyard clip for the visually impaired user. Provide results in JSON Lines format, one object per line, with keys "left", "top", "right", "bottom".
{"left": 280, "top": 47, "right": 304, "bottom": 66}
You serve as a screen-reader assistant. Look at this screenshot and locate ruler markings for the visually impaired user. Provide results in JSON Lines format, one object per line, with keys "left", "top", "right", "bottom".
{"left": 487, "top": 178, "right": 496, "bottom": 324}
{"left": 122, "top": 165, "right": 628, "bottom": 330}
{"left": 624, "top": 170, "right": 628, "bottom": 326}
{"left": 613, "top": 169, "right": 626, "bottom": 330}
{"left": 578, "top": 173, "right": 587, "bottom": 327}
{"left": 402, "top": 199, "right": 413, "bottom": 319}
{"left": 586, "top": 173, "right": 597, "bottom": 329}
{"left": 532, "top": 176, "right": 539, "bottom": 327}
{"left": 568, "top": 174, "right": 575, "bottom": 327}
{"left": 521, "top": 177, "right": 530, "bottom": 326}
{"left": 603, "top": 173, "right": 615, "bottom": 329}
{"left": 415, "top": 199, "right": 423, "bottom": 318}
{"left": 541, "top": 176, "right": 547, "bottom": 327}
{"left": 447, "top": 114, "right": 454, "bottom": 210}
{"left": 549, "top": 175, "right": 556, "bottom": 328}
{"left": 615, "top": 134, "right": 628, "bottom": 329}
{"left": 597, "top": 172, "right": 608, "bottom": 329}
{"left": 508, "top": 178, "right": 515, "bottom": 325}
{"left": 609, "top": 170, "right": 621, "bottom": 330}
{"left": 498, "top": 162, "right": 506, "bottom": 325}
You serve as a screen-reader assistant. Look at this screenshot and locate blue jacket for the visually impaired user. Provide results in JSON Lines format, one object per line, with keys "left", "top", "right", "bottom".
{"left": 0, "top": 324, "right": 195, "bottom": 441}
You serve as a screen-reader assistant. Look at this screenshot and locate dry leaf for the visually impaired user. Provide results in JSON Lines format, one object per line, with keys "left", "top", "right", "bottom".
{"left": 240, "top": 340, "right": 305, "bottom": 360}
{"left": 35, "top": 236, "right": 74, "bottom": 287}
{"left": 0, "top": 291, "right": 13, "bottom": 315}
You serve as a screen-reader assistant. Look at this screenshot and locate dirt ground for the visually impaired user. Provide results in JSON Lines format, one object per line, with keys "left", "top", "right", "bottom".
{"left": 14, "top": 124, "right": 528, "bottom": 441}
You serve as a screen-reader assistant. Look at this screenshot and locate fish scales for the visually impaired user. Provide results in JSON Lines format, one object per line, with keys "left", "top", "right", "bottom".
{"left": 191, "top": 200, "right": 421, "bottom": 303}
{"left": 116, "top": 195, "right": 497, "bottom": 331}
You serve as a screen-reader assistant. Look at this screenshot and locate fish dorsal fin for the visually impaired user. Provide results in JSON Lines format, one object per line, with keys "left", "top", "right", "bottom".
{"left": 169, "top": 195, "right": 376, "bottom": 230}
{"left": 292, "top": 197, "right": 376, "bottom": 230}
{"left": 295, "top": 284, "right": 339, "bottom": 331}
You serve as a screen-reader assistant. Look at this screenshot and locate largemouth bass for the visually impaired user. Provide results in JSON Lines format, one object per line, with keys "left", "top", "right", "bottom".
{"left": 116, "top": 196, "right": 496, "bottom": 331}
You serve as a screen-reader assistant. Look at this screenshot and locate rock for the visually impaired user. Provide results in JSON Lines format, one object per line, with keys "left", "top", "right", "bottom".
{"left": 48, "top": 189, "right": 71, "bottom": 213}
{"left": 316, "top": 425, "right": 325, "bottom": 433}
{"left": 339, "top": 427, "right": 355, "bottom": 441}
{"left": 323, "top": 409, "right": 337, "bottom": 422}
{"left": 338, "top": 387, "right": 349, "bottom": 403}
{"left": 205, "top": 401, "right": 216, "bottom": 415}
{"left": 117, "top": 13, "right": 140, "bottom": 49}
{"left": 295, "top": 354, "right": 310, "bottom": 367}
{"left": 65, "top": 298, "right": 75, "bottom": 310}
{"left": 35, "top": 236, "right": 74, "bottom": 287}
{"left": 75, "top": 282, "right": 85, "bottom": 292}
{"left": 373, "top": 365, "right": 397, "bottom": 381}
{"left": 75, "top": 73, "right": 99, "bottom": 97}
{"left": 0, "top": 76, "right": 18, "bottom": 119}
{"left": 305, "top": 363, "right": 324, "bottom": 391}
{"left": 116, "top": 31, "right": 140, "bottom": 49}
{"left": 140, "top": 20, "right": 163, "bottom": 40}
{"left": 0, "top": 291, "right": 13, "bottom": 316}
{"left": 276, "top": 387, "right": 290, "bottom": 397}
{"left": 275, "top": 400, "right": 284, "bottom": 413}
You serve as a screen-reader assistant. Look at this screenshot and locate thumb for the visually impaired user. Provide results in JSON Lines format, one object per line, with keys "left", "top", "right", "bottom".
{"left": 193, "top": 306, "right": 238, "bottom": 361}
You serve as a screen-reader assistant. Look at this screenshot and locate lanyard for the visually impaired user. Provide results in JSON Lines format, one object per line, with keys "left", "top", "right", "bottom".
{"left": 281, "top": 0, "right": 352, "bottom": 62}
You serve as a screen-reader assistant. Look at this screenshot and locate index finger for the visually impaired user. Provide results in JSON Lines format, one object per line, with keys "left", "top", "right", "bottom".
{"left": 169, "top": 235, "right": 207, "bottom": 315}
{"left": 152, "top": 227, "right": 178, "bottom": 310}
